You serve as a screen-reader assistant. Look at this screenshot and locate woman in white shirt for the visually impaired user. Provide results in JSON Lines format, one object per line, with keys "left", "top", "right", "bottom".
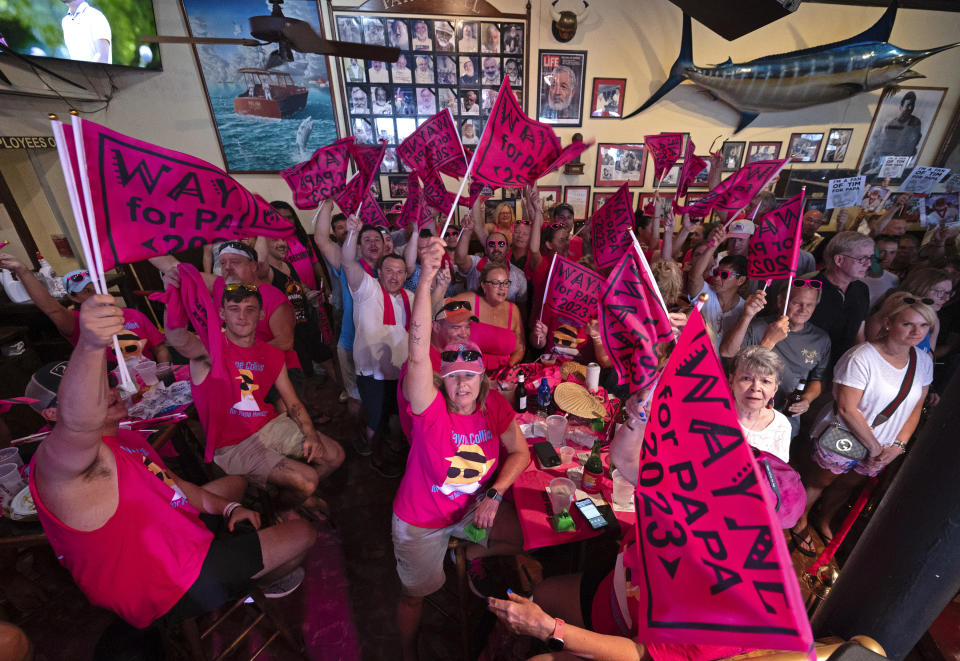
{"left": 793, "top": 292, "right": 934, "bottom": 555}
{"left": 730, "top": 346, "right": 793, "bottom": 464}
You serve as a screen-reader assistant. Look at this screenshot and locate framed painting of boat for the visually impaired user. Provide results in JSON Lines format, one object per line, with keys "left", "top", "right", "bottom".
{"left": 179, "top": 0, "right": 338, "bottom": 173}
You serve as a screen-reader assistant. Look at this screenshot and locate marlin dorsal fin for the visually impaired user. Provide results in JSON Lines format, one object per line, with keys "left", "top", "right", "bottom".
{"left": 841, "top": 0, "right": 897, "bottom": 45}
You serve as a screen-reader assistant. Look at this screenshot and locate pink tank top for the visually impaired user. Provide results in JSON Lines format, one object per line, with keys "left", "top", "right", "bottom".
{"left": 29, "top": 433, "right": 213, "bottom": 628}
{"left": 193, "top": 338, "right": 284, "bottom": 450}
{"left": 473, "top": 295, "right": 516, "bottom": 372}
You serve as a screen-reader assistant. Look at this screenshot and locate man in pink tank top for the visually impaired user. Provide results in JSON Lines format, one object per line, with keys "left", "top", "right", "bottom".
{"left": 29, "top": 296, "right": 318, "bottom": 628}
{"left": 163, "top": 275, "right": 344, "bottom": 512}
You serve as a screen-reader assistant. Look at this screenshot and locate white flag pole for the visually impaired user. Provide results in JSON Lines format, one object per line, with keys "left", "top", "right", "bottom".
{"left": 629, "top": 229, "right": 670, "bottom": 320}
{"left": 782, "top": 186, "right": 807, "bottom": 317}
{"left": 537, "top": 253, "right": 558, "bottom": 323}
{"left": 439, "top": 145, "right": 480, "bottom": 239}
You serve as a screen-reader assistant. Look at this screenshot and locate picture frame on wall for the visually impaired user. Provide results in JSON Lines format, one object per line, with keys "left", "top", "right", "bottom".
{"left": 858, "top": 86, "right": 947, "bottom": 183}
{"left": 690, "top": 157, "right": 712, "bottom": 187}
{"left": 387, "top": 175, "right": 409, "bottom": 199}
{"left": 935, "top": 103, "right": 960, "bottom": 171}
{"left": 537, "top": 49, "right": 587, "bottom": 127}
{"left": 721, "top": 141, "right": 745, "bottom": 171}
{"left": 822, "top": 128, "right": 854, "bottom": 163}
{"left": 653, "top": 164, "right": 681, "bottom": 188}
{"left": 538, "top": 186, "right": 562, "bottom": 210}
{"left": 637, "top": 193, "right": 670, "bottom": 218}
{"left": 787, "top": 133, "right": 824, "bottom": 163}
{"left": 563, "top": 186, "right": 590, "bottom": 220}
{"left": 595, "top": 143, "right": 646, "bottom": 187}
{"left": 180, "top": 0, "right": 337, "bottom": 173}
{"left": 590, "top": 78, "right": 625, "bottom": 118}
{"left": 592, "top": 191, "right": 624, "bottom": 215}
{"left": 746, "top": 141, "right": 782, "bottom": 164}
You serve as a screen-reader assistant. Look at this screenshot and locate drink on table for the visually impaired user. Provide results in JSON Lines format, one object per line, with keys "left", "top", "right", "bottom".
{"left": 517, "top": 372, "right": 527, "bottom": 413}
{"left": 582, "top": 438, "right": 603, "bottom": 494}
{"left": 536, "top": 377, "right": 551, "bottom": 417}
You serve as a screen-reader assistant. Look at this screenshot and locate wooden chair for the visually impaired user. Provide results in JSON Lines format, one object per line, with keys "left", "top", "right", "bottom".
{"left": 177, "top": 586, "right": 306, "bottom": 661}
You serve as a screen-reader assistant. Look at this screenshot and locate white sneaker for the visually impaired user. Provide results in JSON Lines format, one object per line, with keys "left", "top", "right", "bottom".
{"left": 262, "top": 567, "right": 305, "bottom": 598}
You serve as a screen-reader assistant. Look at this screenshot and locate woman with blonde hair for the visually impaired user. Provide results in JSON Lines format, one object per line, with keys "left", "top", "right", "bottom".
{"left": 484, "top": 202, "right": 516, "bottom": 243}
{"left": 866, "top": 267, "right": 952, "bottom": 352}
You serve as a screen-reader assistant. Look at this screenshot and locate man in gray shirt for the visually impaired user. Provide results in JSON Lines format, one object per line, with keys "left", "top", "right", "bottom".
{"left": 720, "top": 282, "right": 831, "bottom": 437}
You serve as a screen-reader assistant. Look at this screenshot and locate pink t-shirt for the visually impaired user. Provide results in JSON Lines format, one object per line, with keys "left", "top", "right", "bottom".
{"left": 192, "top": 338, "right": 284, "bottom": 449}
{"left": 213, "top": 278, "right": 301, "bottom": 370}
{"left": 68, "top": 307, "right": 165, "bottom": 363}
{"left": 394, "top": 386, "right": 515, "bottom": 529}
{"left": 29, "top": 431, "right": 213, "bottom": 628}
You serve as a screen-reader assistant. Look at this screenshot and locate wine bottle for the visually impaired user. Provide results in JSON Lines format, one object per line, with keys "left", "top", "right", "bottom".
{"left": 582, "top": 438, "right": 604, "bottom": 494}
{"left": 517, "top": 372, "right": 527, "bottom": 413}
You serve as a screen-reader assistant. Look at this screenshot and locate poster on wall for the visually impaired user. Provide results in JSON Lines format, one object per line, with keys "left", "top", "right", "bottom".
{"left": 858, "top": 86, "right": 946, "bottom": 183}
{"left": 537, "top": 50, "right": 587, "bottom": 127}
{"left": 180, "top": 0, "right": 337, "bottom": 173}
{"left": 334, "top": 12, "right": 528, "bottom": 181}
{"left": 821, "top": 128, "right": 853, "bottom": 163}
{"left": 921, "top": 193, "right": 960, "bottom": 226}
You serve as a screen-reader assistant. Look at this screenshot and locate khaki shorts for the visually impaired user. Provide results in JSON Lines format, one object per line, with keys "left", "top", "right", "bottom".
{"left": 337, "top": 344, "right": 360, "bottom": 400}
{"left": 391, "top": 503, "right": 489, "bottom": 598}
{"left": 214, "top": 415, "right": 304, "bottom": 485}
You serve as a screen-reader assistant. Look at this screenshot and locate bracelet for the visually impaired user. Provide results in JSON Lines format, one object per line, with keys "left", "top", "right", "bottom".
{"left": 892, "top": 440, "right": 907, "bottom": 452}
{"left": 222, "top": 501, "right": 242, "bottom": 520}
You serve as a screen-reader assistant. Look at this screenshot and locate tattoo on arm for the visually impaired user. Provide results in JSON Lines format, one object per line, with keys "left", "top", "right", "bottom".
{"left": 410, "top": 319, "right": 423, "bottom": 345}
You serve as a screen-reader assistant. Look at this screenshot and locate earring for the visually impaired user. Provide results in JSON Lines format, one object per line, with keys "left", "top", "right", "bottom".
{"left": 766, "top": 398, "right": 774, "bottom": 409}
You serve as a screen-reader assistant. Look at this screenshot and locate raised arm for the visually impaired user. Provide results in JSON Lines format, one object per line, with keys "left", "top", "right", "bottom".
{"left": 312, "top": 199, "right": 342, "bottom": 271}
{"left": 404, "top": 225, "right": 419, "bottom": 278}
{"left": 149, "top": 254, "right": 217, "bottom": 290}
{"left": 340, "top": 215, "right": 365, "bottom": 292}
{"left": 34, "top": 295, "right": 124, "bottom": 482}
{"left": 525, "top": 185, "right": 545, "bottom": 271}
{"left": 671, "top": 214, "right": 695, "bottom": 261}
{"left": 454, "top": 212, "right": 476, "bottom": 274}
{"left": 253, "top": 237, "right": 276, "bottom": 285}
{"left": 686, "top": 226, "right": 725, "bottom": 298}
{"left": 403, "top": 238, "right": 445, "bottom": 414}
{"left": 0, "top": 252, "right": 76, "bottom": 337}
{"left": 718, "top": 290, "right": 766, "bottom": 358}
{"left": 472, "top": 194, "right": 490, "bottom": 243}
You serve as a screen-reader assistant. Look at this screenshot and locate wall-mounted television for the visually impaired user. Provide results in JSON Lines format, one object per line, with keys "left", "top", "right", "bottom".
{"left": 0, "top": 0, "right": 161, "bottom": 70}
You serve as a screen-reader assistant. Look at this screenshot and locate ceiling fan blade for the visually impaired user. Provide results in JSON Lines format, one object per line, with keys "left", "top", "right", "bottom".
{"left": 140, "top": 35, "right": 262, "bottom": 47}
{"left": 280, "top": 21, "right": 400, "bottom": 62}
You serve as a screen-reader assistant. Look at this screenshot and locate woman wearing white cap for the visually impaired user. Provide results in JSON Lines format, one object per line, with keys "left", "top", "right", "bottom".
{"left": 393, "top": 237, "right": 527, "bottom": 661}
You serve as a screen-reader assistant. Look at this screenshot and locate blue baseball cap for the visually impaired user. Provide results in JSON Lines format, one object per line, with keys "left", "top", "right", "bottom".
{"left": 62, "top": 269, "right": 93, "bottom": 294}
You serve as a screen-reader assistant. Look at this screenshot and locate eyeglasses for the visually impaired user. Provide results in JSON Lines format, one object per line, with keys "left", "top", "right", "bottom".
{"left": 792, "top": 279, "right": 822, "bottom": 289}
{"left": 224, "top": 283, "right": 259, "bottom": 294}
{"left": 486, "top": 240, "right": 507, "bottom": 248}
{"left": 928, "top": 288, "right": 952, "bottom": 299}
{"left": 67, "top": 271, "right": 90, "bottom": 283}
{"left": 483, "top": 279, "right": 511, "bottom": 287}
{"left": 903, "top": 296, "right": 935, "bottom": 306}
{"left": 841, "top": 254, "right": 873, "bottom": 265}
{"left": 440, "top": 349, "right": 482, "bottom": 363}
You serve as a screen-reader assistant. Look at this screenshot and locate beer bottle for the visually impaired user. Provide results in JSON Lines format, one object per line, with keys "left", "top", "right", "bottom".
{"left": 582, "top": 438, "right": 604, "bottom": 494}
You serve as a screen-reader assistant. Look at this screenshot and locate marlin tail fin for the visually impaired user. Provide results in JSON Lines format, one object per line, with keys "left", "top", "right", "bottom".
{"left": 623, "top": 13, "right": 693, "bottom": 119}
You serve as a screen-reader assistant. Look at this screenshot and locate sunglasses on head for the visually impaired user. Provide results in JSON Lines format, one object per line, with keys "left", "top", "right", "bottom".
{"left": 67, "top": 271, "right": 90, "bottom": 283}
{"left": 486, "top": 240, "right": 507, "bottom": 248}
{"left": 792, "top": 279, "right": 822, "bottom": 289}
{"left": 224, "top": 283, "right": 259, "bottom": 294}
{"left": 434, "top": 300, "right": 473, "bottom": 320}
{"left": 903, "top": 296, "right": 935, "bottom": 306}
{"left": 440, "top": 349, "right": 482, "bottom": 363}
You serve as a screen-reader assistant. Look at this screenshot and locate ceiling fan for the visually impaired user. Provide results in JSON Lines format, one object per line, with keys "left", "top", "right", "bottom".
{"left": 141, "top": 0, "right": 400, "bottom": 66}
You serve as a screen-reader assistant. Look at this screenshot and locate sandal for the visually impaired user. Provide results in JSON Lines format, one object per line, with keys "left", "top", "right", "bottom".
{"left": 789, "top": 527, "right": 817, "bottom": 557}
{"left": 809, "top": 514, "right": 834, "bottom": 545}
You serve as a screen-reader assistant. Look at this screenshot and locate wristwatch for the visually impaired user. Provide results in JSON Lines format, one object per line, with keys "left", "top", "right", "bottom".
{"left": 545, "top": 618, "right": 565, "bottom": 651}
{"left": 484, "top": 487, "right": 502, "bottom": 503}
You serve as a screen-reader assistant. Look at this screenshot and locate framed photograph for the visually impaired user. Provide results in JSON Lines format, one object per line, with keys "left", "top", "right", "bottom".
{"left": 502, "top": 23, "right": 523, "bottom": 55}
{"left": 387, "top": 175, "right": 408, "bottom": 199}
{"left": 537, "top": 50, "right": 587, "bottom": 126}
{"left": 787, "top": 133, "right": 824, "bottom": 163}
{"left": 747, "top": 141, "right": 781, "bottom": 164}
{"left": 590, "top": 78, "right": 625, "bottom": 118}
{"left": 858, "top": 86, "right": 946, "bottom": 182}
{"left": 691, "top": 158, "right": 712, "bottom": 187}
{"left": 889, "top": 192, "right": 923, "bottom": 223}
{"left": 458, "top": 21, "right": 479, "bottom": 52}
{"left": 595, "top": 143, "right": 646, "bottom": 187}
{"left": 592, "top": 191, "right": 630, "bottom": 215}
{"left": 180, "top": 0, "right": 336, "bottom": 173}
{"left": 503, "top": 188, "right": 521, "bottom": 200}
{"left": 721, "top": 141, "right": 745, "bottom": 171}
{"left": 485, "top": 199, "right": 516, "bottom": 225}
{"left": 922, "top": 193, "right": 960, "bottom": 226}
{"left": 822, "top": 128, "right": 854, "bottom": 163}
{"left": 538, "top": 186, "right": 562, "bottom": 210}
{"left": 653, "top": 164, "right": 681, "bottom": 188}
{"left": 563, "top": 186, "right": 590, "bottom": 220}
{"left": 935, "top": 102, "right": 960, "bottom": 170}
{"left": 637, "top": 193, "right": 670, "bottom": 218}
{"left": 434, "top": 20, "right": 456, "bottom": 51}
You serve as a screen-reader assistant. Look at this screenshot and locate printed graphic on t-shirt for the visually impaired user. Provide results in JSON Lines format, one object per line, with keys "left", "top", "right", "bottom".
{"left": 118, "top": 444, "right": 189, "bottom": 509}
{"left": 800, "top": 348, "right": 819, "bottom": 365}
{"left": 440, "top": 443, "right": 495, "bottom": 496}
{"left": 233, "top": 369, "right": 262, "bottom": 412}
{"left": 116, "top": 330, "right": 147, "bottom": 362}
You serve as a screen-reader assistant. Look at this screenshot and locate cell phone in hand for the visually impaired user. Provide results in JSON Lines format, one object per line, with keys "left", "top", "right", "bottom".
{"left": 533, "top": 441, "right": 560, "bottom": 469}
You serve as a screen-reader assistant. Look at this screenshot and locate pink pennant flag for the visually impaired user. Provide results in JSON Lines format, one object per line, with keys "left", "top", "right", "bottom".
{"left": 747, "top": 191, "right": 805, "bottom": 279}
{"left": 396, "top": 174, "right": 434, "bottom": 229}
{"left": 0, "top": 397, "right": 39, "bottom": 414}
{"left": 348, "top": 141, "right": 387, "bottom": 183}
{"left": 676, "top": 159, "right": 789, "bottom": 219}
{"left": 473, "top": 78, "right": 591, "bottom": 188}
{"left": 590, "top": 182, "right": 634, "bottom": 270}
{"left": 645, "top": 133, "right": 684, "bottom": 182}
{"left": 60, "top": 119, "right": 296, "bottom": 271}
{"left": 280, "top": 137, "right": 354, "bottom": 210}
{"left": 396, "top": 108, "right": 464, "bottom": 176}
{"left": 542, "top": 255, "right": 604, "bottom": 325}
{"left": 599, "top": 250, "right": 673, "bottom": 389}
{"left": 673, "top": 139, "right": 708, "bottom": 212}
{"left": 631, "top": 306, "right": 813, "bottom": 654}
{"left": 333, "top": 141, "right": 386, "bottom": 223}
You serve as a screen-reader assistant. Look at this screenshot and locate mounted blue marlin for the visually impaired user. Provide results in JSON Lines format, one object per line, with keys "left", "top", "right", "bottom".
{"left": 624, "top": 2, "right": 958, "bottom": 132}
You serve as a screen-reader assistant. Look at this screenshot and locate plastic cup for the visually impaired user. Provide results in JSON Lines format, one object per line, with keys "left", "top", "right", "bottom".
{"left": 558, "top": 445, "right": 576, "bottom": 465}
{"left": 586, "top": 362, "right": 601, "bottom": 392}
{"left": 0, "top": 447, "right": 22, "bottom": 468}
{"left": 566, "top": 466, "right": 583, "bottom": 487}
{"left": 545, "top": 414, "right": 568, "bottom": 448}
{"left": 136, "top": 360, "right": 159, "bottom": 386}
{"left": 0, "top": 463, "right": 26, "bottom": 510}
{"left": 548, "top": 477, "right": 576, "bottom": 515}
{"left": 611, "top": 469, "right": 634, "bottom": 509}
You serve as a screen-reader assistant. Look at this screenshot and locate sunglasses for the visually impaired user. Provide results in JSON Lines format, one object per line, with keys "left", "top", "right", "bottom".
{"left": 440, "top": 349, "right": 482, "bottom": 363}
{"left": 447, "top": 465, "right": 482, "bottom": 479}
{"left": 224, "top": 283, "right": 259, "bottom": 294}
{"left": 483, "top": 279, "right": 511, "bottom": 287}
{"left": 792, "top": 279, "right": 822, "bottom": 289}
{"left": 903, "top": 296, "right": 935, "bottom": 306}
{"left": 515, "top": 219, "right": 532, "bottom": 226}
{"left": 486, "top": 240, "right": 507, "bottom": 248}
{"left": 67, "top": 271, "right": 90, "bottom": 283}
{"left": 714, "top": 270, "right": 742, "bottom": 280}
{"left": 443, "top": 228, "right": 460, "bottom": 237}
{"left": 434, "top": 300, "right": 473, "bottom": 320}
{"left": 546, "top": 223, "right": 566, "bottom": 230}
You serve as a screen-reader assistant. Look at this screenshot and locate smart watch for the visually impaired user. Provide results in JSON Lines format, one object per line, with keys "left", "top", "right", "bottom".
{"left": 545, "top": 618, "right": 565, "bottom": 651}
{"left": 485, "top": 487, "right": 502, "bottom": 502}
